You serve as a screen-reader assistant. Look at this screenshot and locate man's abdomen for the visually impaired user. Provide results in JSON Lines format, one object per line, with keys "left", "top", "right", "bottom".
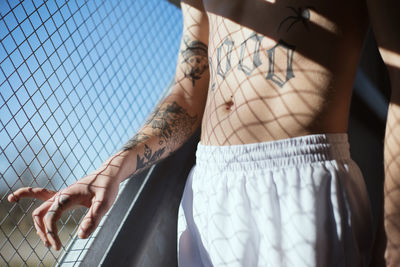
{"left": 200, "top": 11, "right": 367, "bottom": 145}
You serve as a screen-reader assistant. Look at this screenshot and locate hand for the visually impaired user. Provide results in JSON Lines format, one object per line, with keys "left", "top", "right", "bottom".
{"left": 7, "top": 168, "right": 120, "bottom": 250}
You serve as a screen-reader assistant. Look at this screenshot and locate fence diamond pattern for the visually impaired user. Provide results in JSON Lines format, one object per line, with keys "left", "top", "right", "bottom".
{"left": 0, "top": 0, "right": 182, "bottom": 265}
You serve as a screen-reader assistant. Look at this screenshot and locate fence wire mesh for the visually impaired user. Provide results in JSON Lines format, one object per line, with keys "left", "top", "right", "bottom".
{"left": 0, "top": 0, "right": 182, "bottom": 265}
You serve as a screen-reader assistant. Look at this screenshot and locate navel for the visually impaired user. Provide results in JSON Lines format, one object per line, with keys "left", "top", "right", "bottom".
{"left": 225, "top": 96, "right": 234, "bottom": 111}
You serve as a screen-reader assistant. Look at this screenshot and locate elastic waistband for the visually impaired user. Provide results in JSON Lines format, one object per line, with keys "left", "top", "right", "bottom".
{"left": 196, "top": 134, "right": 351, "bottom": 171}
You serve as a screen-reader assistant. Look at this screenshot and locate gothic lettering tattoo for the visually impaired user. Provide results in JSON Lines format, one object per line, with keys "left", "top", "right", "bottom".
{"left": 217, "top": 37, "right": 234, "bottom": 79}
{"left": 238, "top": 33, "right": 263, "bottom": 75}
{"left": 209, "top": 56, "right": 216, "bottom": 91}
{"left": 278, "top": 6, "right": 315, "bottom": 32}
{"left": 266, "top": 39, "right": 296, "bottom": 87}
{"left": 213, "top": 32, "right": 296, "bottom": 88}
{"left": 181, "top": 35, "right": 208, "bottom": 86}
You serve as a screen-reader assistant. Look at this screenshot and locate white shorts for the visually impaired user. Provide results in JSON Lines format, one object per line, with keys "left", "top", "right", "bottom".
{"left": 177, "top": 134, "right": 373, "bottom": 267}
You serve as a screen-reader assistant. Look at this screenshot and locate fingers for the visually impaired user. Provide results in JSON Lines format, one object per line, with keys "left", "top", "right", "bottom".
{"left": 32, "top": 201, "right": 53, "bottom": 247}
{"left": 8, "top": 187, "right": 56, "bottom": 202}
{"left": 43, "top": 202, "right": 62, "bottom": 250}
{"left": 42, "top": 193, "right": 75, "bottom": 250}
{"left": 78, "top": 197, "right": 109, "bottom": 239}
{"left": 9, "top": 187, "right": 63, "bottom": 249}
{"left": 31, "top": 192, "right": 76, "bottom": 250}
{"left": 10, "top": 184, "right": 112, "bottom": 249}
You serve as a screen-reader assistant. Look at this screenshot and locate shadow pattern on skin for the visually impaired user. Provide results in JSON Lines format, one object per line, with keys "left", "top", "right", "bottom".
{"left": 384, "top": 92, "right": 400, "bottom": 266}
{"left": 7, "top": 155, "right": 125, "bottom": 250}
{"left": 202, "top": 11, "right": 331, "bottom": 145}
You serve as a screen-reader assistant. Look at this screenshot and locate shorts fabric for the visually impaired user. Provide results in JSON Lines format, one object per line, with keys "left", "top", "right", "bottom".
{"left": 177, "top": 134, "right": 373, "bottom": 267}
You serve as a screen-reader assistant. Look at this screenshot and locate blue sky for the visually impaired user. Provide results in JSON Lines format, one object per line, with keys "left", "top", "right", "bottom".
{"left": 0, "top": 0, "right": 182, "bottom": 192}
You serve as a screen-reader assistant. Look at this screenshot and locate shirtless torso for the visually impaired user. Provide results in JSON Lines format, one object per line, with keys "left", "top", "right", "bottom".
{"left": 199, "top": 0, "right": 369, "bottom": 145}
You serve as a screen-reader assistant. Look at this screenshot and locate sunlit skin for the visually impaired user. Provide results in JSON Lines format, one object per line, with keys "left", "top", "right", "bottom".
{"left": 7, "top": 0, "right": 400, "bottom": 264}
{"left": 7, "top": 152, "right": 124, "bottom": 250}
{"left": 201, "top": 0, "right": 368, "bottom": 145}
{"left": 365, "top": 0, "right": 400, "bottom": 266}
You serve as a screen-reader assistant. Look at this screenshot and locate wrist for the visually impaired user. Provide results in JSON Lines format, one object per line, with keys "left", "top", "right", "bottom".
{"left": 96, "top": 150, "right": 131, "bottom": 183}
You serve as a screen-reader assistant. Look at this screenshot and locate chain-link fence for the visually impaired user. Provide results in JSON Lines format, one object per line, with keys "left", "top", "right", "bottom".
{"left": 0, "top": 0, "right": 182, "bottom": 265}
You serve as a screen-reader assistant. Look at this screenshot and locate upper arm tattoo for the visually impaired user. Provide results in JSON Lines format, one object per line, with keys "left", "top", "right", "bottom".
{"left": 181, "top": 35, "right": 209, "bottom": 85}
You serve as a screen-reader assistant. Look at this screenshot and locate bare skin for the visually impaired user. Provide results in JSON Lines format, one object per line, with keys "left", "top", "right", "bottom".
{"left": 7, "top": 0, "right": 400, "bottom": 264}
{"left": 366, "top": 0, "right": 400, "bottom": 265}
{"left": 200, "top": 0, "right": 369, "bottom": 145}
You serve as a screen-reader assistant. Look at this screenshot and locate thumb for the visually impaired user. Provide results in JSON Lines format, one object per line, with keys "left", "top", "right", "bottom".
{"left": 78, "top": 198, "right": 110, "bottom": 239}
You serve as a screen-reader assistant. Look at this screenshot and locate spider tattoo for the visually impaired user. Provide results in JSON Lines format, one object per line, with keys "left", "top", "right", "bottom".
{"left": 278, "top": 6, "right": 316, "bottom": 32}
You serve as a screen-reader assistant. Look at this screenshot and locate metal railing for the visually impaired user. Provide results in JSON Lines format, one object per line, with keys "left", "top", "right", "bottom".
{"left": 0, "top": 0, "right": 182, "bottom": 265}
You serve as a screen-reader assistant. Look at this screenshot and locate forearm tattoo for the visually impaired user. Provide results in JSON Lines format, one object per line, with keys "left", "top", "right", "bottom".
{"left": 122, "top": 101, "right": 197, "bottom": 173}
{"left": 122, "top": 134, "right": 150, "bottom": 151}
{"left": 181, "top": 35, "right": 208, "bottom": 86}
{"left": 136, "top": 144, "right": 165, "bottom": 171}
{"left": 149, "top": 101, "right": 197, "bottom": 152}
{"left": 121, "top": 35, "right": 204, "bottom": 172}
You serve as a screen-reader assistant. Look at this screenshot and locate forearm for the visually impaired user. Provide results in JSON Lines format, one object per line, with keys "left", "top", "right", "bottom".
{"left": 94, "top": 3, "right": 210, "bottom": 184}
{"left": 97, "top": 93, "right": 202, "bottom": 183}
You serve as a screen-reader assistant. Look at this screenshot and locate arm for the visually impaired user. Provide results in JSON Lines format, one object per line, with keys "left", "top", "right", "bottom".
{"left": 8, "top": 1, "right": 209, "bottom": 251}
{"left": 366, "top": 1, "right": 400, "bottom": 265}
{"left": 111, "top": 0, "right": 210, "bottom": 181}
